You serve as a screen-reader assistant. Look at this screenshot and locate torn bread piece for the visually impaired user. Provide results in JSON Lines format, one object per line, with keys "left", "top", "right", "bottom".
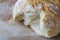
{"left": 13, "top": 0, "right": 60, "bottom": 38}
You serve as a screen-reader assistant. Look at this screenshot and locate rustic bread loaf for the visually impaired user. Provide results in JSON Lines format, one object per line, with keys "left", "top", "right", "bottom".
{"left": 13, "top": 0, "right": 60, "bottom": 38}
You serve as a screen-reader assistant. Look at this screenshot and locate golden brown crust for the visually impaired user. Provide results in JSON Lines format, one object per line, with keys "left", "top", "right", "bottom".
{"left": 40, "top": 0, "right": 60, "bottom": 5}
{"left": 43, "top": 12, "right": 56, "bottom": 25}
{"left": 27, "top": 0, "right": 60, "bottom": 7}
{"left": 44, "top": 2, "right": 60, "bottom": 17}
{"left": 27, "top": 0, "right": 42, "bottom": 7}
{"left": 27, "top": 0, "right": 60, "bottom": 16}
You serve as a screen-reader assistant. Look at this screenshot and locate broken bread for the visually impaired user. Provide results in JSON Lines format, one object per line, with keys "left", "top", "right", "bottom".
{"left": 13, "top": 0, "right": 60, "bottom": 38}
